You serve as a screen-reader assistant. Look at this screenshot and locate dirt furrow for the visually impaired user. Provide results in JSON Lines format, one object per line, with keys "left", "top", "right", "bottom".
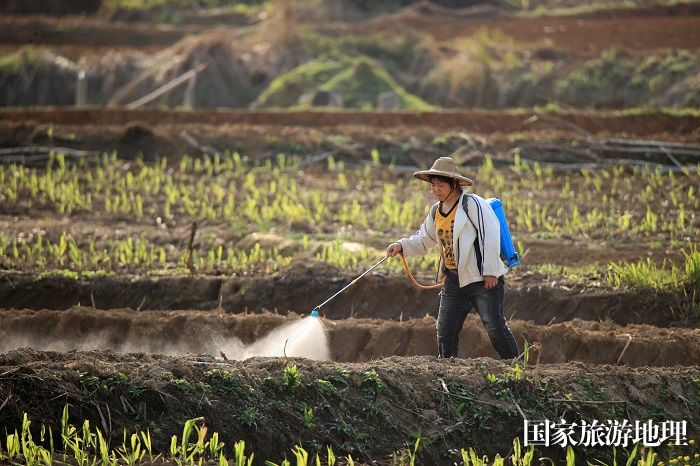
{"left": 3, "top": 108, "right": 700, "bottom": 136}
{"left": 0, "top": 308, "right": 697, "bottom": 367}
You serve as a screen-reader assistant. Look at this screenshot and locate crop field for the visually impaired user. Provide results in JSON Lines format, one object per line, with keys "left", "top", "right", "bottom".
{"left": 1, "top": 110, "right": 698, "bottom": 466}
{"left": 1, "top": 1, "right": 700, "bottom": 465}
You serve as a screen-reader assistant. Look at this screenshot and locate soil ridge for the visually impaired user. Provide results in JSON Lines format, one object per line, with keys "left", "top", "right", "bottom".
{"left": 0, "top": 271, "right": 695, "bottom": 328}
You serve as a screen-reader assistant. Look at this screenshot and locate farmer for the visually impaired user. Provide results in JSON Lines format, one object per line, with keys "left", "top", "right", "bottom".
{"left": 386, "top": 156, "right": 519, "bottom": 360}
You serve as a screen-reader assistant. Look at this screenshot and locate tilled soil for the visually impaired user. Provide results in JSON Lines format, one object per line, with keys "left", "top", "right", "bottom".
{"left": 2, "top": 108, "right": 698, "bottom": 164}
{"left": 355, "top": 4, "right": 700, "bottom": 58}
{"left": 0, "top": 349, "right": 697, "bottom": 464}
{"left": 3, "top": 4, "right": 700, "bottom": 59}
{"left": 4, "top": 108, "right": 700, "bottom": 135}
{"left": 1, "top": 269, "right": 695, "bottom": 328}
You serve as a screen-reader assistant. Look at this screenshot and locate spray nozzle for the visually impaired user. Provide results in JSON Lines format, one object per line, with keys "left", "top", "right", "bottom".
{"left": 310, "top": 308, "right": 320, "bottom": 318}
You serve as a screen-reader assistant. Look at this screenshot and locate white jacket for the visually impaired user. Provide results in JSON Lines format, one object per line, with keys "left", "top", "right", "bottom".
{"left": 398, "top": 193, "right": 508, "bottom": 287}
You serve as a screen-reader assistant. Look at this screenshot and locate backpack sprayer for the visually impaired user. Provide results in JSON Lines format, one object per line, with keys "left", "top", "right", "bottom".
{"left": 309, "top": 198, "right": 518, "bottom": 316}
{"left": 487, "top": 198, "right": 520, "bottom": 269}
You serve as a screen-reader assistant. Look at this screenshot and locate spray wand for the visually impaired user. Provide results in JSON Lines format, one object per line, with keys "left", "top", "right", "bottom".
{"left": 309, "top": 256, "right": 388, "bottom": 317}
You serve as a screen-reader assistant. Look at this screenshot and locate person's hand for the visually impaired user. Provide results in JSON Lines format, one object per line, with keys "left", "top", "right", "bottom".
{"left": 484, "top": 275, "right": 498, "bottom": 289}
{"left": 386, "top": 242, "right": 403, "bottom": 257}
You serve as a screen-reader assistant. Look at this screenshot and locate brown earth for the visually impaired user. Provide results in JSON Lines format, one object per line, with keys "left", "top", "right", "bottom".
{"left": 2, "top": 4, "right": 700, "bottom": 60}
{"left": 1, "top": 108, "right": 699, "bottom": 164}
{"left": 0, "top": 307, "right": 698, "bottom": 367}
{"left": 4, "top": 108, "right": 700, "bottom": 135}
{"left": 353, "top": 3, "right": 700, "bottom": 59}
{"left": 1, "top": 266, "right": 697, "bottom": 328}
{"left": 1, "top": 3, "right": 699, "bottom": 462}
{"left": 0, "top": 15, "right": 205, "bottom": 48}
{"left": 0, "top": 0, "right": 102, "bottom": 16}
{"left": 0, "top": 349, "right": 698, "bottom": 464}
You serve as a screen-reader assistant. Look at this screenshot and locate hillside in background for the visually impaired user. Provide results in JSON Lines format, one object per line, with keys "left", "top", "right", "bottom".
{"left": 1, "top": 0, "right": 700, "bottom": 109}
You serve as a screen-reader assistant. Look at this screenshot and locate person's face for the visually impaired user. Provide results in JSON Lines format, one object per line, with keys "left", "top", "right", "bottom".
{"left": 430, "top": 178, "right": 455, "bottom": 202}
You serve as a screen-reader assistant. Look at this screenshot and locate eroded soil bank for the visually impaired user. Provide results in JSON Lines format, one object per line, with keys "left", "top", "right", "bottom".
{"left": 0, "top": 308, "right": 698, "bottom": 367}
{"left": 1, "top": 270, "right": 696, "bottom": 328}
{"left": 0, "top": 349, "right": 697, "bottom": 464}
{"left": 5, "top": 108, "right": 700, "bottom": 135}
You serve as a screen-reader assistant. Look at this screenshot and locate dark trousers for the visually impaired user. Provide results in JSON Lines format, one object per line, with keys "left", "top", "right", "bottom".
{"left": 437, "top": 272, "right": 519, "bottom": 359}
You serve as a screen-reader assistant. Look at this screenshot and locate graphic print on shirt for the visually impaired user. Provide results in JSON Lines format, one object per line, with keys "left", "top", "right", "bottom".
{"left": 435, "top": 204, "right": 457, "bottom": 270}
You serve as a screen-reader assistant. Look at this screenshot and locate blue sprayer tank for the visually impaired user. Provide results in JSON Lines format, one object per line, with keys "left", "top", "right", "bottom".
{"left": 486, "top": 198, "right": 520, "bottom": 269}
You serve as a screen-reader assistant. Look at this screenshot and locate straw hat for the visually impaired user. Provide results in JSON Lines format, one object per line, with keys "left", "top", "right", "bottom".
{"left": 413, "top": 156, "right": 473, "bottom": 186}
